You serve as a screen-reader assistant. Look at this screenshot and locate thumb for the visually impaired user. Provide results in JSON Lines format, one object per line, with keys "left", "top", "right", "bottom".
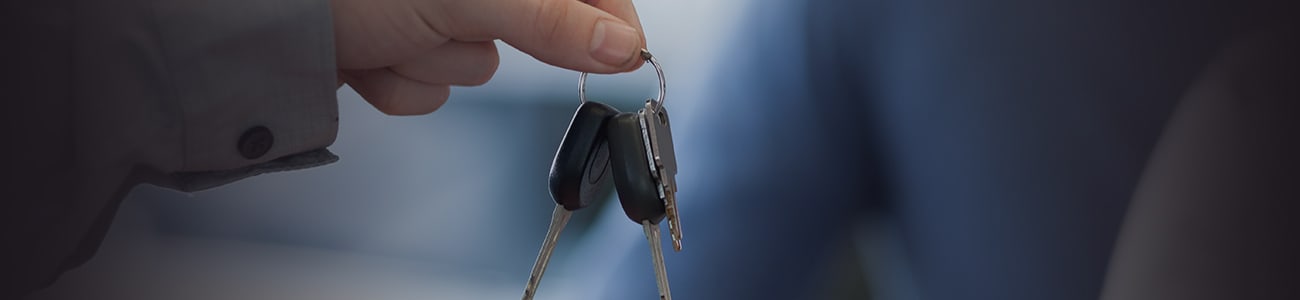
{"left": 424, "top": 0, "right": 646, "bottom": 74}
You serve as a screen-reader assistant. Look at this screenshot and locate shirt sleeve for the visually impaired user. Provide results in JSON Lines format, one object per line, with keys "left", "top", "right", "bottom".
{"left": 1, "top": 0, "right": 339, "bottom": 295}
{"left": 148, "top": 0, "right": 340, "bottom": 190}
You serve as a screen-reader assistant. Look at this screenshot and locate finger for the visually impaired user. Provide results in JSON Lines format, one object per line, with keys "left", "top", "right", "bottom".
{"left": 341, "top": 68, "right": 451, "bottom": 116}
{"left": 421, "top": 0, "right": 645, "bottom": 73}
{"left": 390, "top": 41, "right": 500, "bottom": 87}
{"left": 332, "top": 0, "right": 451, "bottom": 69}
{"left": 583, "top": 0, "right": 643, "bottom": 32}
{"left": 583, "top": 0, "right": 647, "bottom": 69}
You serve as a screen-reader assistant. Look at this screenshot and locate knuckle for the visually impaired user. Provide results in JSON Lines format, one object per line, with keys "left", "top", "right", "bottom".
{"left": 466, "top": 45, "right": 500, "bottom": 86}
{"left": 371, "top": 97, "right": 403, "bottom": 115}
{"left": 369, "top": 93, "right": 404, "bottom": 115}
{"left": 464, "top": 65, "right": 497, "bottom": 86}
{"left": 531, "top": 0, "right": 571, "bottom": 45}
{"left": 423, "top": 88, "right": 452, "bottom": 114}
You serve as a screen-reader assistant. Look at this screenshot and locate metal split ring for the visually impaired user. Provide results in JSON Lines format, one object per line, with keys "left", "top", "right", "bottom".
{"left": 578, "top": 49, "right": 667, "bottom": 111}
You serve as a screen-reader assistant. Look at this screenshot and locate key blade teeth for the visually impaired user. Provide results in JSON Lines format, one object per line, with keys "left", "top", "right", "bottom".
{"left": 667, "top": 215, "right": 682, "bottom": 251}
{"left": 669, "top": 222, "right": 683, "bottom": 252}
{"left": 664, "top": 191, "right": 683, "bottom": 252}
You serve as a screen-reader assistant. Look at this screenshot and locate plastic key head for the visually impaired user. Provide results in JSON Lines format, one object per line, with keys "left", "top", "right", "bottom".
{"left": 524, "top": 100, "right": 621, "bottom": 300}
{"left": 549, "top": 101, "right": 621, "bottom": 210}
{"left": 608, "top": 110, "right": 676, "bottom": 300}
{"left": 606, "top": 112, "right": 668, "bottom": 224}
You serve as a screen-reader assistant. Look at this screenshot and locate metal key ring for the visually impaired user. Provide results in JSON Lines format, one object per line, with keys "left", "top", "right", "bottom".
{"left": 578, "top": 49, "right": 667, "bottom": 111}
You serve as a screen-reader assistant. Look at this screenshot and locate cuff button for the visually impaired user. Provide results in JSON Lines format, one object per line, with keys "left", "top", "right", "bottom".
{"left": 238, "top": 126, "right": 274, "bottom": 160}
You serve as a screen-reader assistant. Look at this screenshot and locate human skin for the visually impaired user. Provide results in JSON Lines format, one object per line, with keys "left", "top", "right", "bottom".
{"left": 331, "top": 0, "right": 648, "bottom": 115}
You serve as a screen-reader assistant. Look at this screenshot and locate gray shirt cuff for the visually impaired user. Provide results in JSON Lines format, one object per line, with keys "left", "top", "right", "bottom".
{"left": 150, "top": 0, "right": 340, "bottom": 188}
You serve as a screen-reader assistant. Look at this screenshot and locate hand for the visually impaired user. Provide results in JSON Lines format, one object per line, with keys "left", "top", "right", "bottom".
{"left": 331, "top": 0, "right": 647, "bottom": 115}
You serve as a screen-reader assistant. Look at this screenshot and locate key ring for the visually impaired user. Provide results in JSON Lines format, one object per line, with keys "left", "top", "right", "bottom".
{"left": 578, "top": 49, "right": 667, "bottom": 111}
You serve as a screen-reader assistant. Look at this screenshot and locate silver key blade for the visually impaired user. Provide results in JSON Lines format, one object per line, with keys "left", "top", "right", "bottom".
{"left": 522, "top": 206, "right": 573, "bottom": 300}
{"left": 642, "top": 220, "right": 673, "bottom": 300}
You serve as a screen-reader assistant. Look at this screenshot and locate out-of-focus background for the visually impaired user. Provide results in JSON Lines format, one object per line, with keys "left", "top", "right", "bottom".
{"left": 27, "top": 0, "right": 1300, "bottom": 299}
{"left": 31, "top": 1, "right": 751, "bottom": 299}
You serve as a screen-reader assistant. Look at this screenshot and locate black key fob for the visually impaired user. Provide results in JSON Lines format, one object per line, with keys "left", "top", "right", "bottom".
{"left": 549, "top": 101, "right": 620, "bottom": 211}
{"left": 605, "top": 112, "right": 667, "bottom": 224}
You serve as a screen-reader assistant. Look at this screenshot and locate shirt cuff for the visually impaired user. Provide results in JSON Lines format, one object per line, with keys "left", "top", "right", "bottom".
{"left": 151, "top": 0, "right": 339, "bottom": 188}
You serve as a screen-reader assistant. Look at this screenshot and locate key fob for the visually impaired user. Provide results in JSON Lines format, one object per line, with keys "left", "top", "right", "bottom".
{"left": 606, "top": 112, "right": 667, "bottom": 224}
{"left": 549, "top": 101, "right": 620, "bottom": 211}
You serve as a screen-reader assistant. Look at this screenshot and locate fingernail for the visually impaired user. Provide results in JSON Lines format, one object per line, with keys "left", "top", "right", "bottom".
{"left": 590, "top": 20, "right": 640, "bottom": 67}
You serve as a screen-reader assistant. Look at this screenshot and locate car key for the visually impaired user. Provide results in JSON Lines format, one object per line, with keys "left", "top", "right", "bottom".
{"left": 606, "top": 105, "right": 676, "bottom": 300}
{"left": 522, "top": 101, "right": 620, "bottom": 300}
{"left": 640, "top": 99, "right": 681, "bottom": 297}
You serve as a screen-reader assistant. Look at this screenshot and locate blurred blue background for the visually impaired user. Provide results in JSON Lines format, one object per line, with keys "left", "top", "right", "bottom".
{"left": 30, "top": 0, "right": 1285, "bottom": 299}
{"left": 31, "top": 1, "right": 755, "bottom": 299}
